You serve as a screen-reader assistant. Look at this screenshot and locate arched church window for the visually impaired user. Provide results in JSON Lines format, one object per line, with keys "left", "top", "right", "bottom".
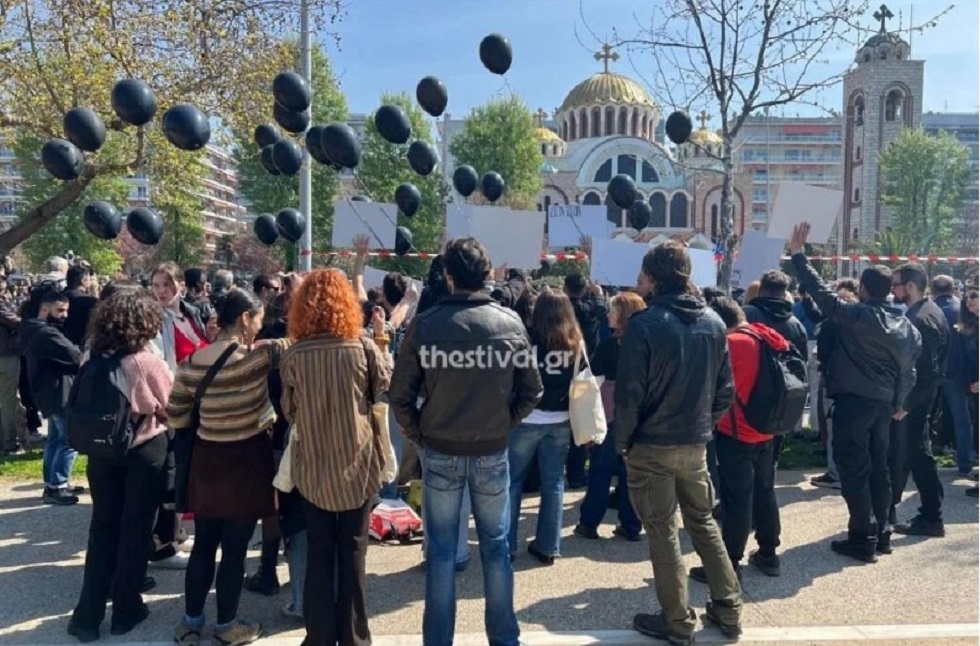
{"left": 854, "top": 97, "right": 865, "bottom": 126}
{"left": 618, "top": 108, "right": 628, "bottom": 135}
{"left": 879, "top": 50, "right": 887, "bottom": 60}
{"left": 856, "top": 146, "right": 862, "bottom": 161}
{"left": 854, "top": 188, "right": 860, "bottom": 202}
{"left": 617, "top": 154, "right": 637, "bottom": 181}
{"left": 591, "top": 107, "right": 602, "bottom": 137}
{"left": 669, "top": 193, "right": 689, "bottom": 228}
{"left": 541, "top": 144, "right": 547, "bottom": 156}
{"left": 605, "top": 193, "right": 624, "bottom": 228}
{"left": 885, "top": 90, "right": 903, "bottom": 121}
{"left": 569, "top": 113, "right": 577, "bottom": 141}
{"left": 649, "top": 193, "right": 667, "bottom": 227}
{"left": 864, "top": 53, "right": 871, "bottom": 63}
{"left": 641, "top": 160, "right": 659, "bottom": 183}
{"left": 582, "top": 192, "right": 601, "bottom": 205}
{"left": 605, "top": 107, "right": 616, "bottom": 136}
{"left": 711, "top": 204, "right": 719, "bottom": 239}
{"left": 593, "top": 159, "right": 613, "bottom": 183}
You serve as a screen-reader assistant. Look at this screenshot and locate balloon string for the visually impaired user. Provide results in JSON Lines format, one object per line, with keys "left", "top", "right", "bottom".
{"left": 349, "top": 171, "right": 424, "bottom": 255}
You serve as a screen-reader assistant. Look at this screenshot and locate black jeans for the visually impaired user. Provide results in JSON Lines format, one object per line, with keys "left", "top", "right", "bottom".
{"left": 301, "top": 496, "right": 372, "bottom": 646}
{"left": 832, "top": 395, "right": 892, "bottom": 543}
{"left": 889, "top": 388, "right": 944, "bottom": 523}
{"left": 185, "top": 517, "right": 256, "bottom": 625}
{"left": 71, "top": 433, "right": 167, "bottom": 630}
{"left": 714, "top": 432, "right": 780, "bottom": 563}
{"left": 566, "top": 443, "right": 588, "bottom": 487}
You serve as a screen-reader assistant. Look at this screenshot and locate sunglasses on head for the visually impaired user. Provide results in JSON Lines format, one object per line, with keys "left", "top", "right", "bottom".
{"left": 967, "top": 292, "right": 979, "bottom": 300}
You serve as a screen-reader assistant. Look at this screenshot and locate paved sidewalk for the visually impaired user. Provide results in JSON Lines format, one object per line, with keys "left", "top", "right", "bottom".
{"left": 0, "top": 470, "right": 976, "bottom": 644}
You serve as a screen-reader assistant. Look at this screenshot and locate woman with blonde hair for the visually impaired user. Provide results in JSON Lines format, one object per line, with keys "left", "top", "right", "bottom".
{"left": 575, "top": 291, "right": 647, "bottom": 541}
{"left": 280, "top": 269, "right": 390, "bottom": 646}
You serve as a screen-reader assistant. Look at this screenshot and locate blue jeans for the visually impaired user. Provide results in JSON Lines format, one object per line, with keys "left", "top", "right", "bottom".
{"left": 422, "top": 447, "right": 518, "bottom": 646}
{"left": 507, "top": 421, "right": 571, "bottom": 557}
{"left": 285, "top": 530, "right": 307, "bottom": 613}
{"left": 579, "top": 424, "right": 640, "bottom": 536}
{"left": 43, "top": 414, "right": 77, "bottom": 489}
{"left": 419, "top": 449, "right": 470, "bottom": 566}
{"left": 379, "top": 407, "right": 405, "bottom": 500}
{"left": 944, "top": 383, "right": 976, "bottom": 474}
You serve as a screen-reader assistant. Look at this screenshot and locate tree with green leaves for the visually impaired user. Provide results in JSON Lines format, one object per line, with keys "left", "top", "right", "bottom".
{"left": 13, "top": 133, "right": 126, "bottom": 275}
{"left": 356, "top": 93, "right": 448, "bottom": 277}
{"left": 874, "top": 128, "right": 971, "bottom": 256}
{"left": 235, "top": 43, "right": 348, "bottom": 270}
{"left": 448, "top": 96, "right": 542, "bottom": 210}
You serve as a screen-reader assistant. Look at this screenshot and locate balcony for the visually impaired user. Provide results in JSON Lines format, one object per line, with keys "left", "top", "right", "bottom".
{"left": 741, "top": 135, "right": 842, "bottom": 144}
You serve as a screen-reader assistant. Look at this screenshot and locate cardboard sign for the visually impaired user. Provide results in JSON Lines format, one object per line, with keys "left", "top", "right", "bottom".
{"left": 470, "top": 208, "right": 545, "bottom": 269}
{"left": 766, "top": 182, "right": 842, "bottom": 242}
{"left": 332, "top": 200, "right": 398, "bottom": 249}
{"left": 445, "top": 204, "right": 473, "bottom": 241}
{"left": 589, "top": 239, "right": 649, "bottom": 288}
{"left": 732, "top": 230, "right": 786, "bottom": 289}
{"left": 687, "top": 248, "right": 718, "bottom": 288}
{"left": 548, "top": 204, "right": 613, "bottom": 248}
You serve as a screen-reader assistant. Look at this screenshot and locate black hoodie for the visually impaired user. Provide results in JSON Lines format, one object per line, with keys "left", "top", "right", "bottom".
{"left": 745, "top": 296, "right": 809, "bottom": 360}
{"left": 614, "top": 291, "right": 734, "bottom": 452}
{"left": 22, "top": 318, "right": 81, "bottom": 417}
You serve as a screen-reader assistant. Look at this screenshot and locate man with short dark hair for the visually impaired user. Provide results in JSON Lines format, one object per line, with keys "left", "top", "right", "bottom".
{"left": 183, "top": 268, "right": 214, "bottom": 326}
{"left": 889, "top": 264, "right": 948, "bottom": 537}
{"left": 23, "top": 291, "right": 81, "bottom": 505}
{"left": 791, "top": 223, "right": 920, "bottom": 562}
{"left": 931, "top": 275, "right": 974, "bottom": 475}
{"left": 744, "top": 270, "right": 808, "bottom": 361}
{"left": 389, "top": 237, "right": 543, "bottom": 646}
{"left": 617, "top": 241, "right": 742, "bottom": 644}
{"left": 63, "top": 265, "right": 98, "bottom": 348}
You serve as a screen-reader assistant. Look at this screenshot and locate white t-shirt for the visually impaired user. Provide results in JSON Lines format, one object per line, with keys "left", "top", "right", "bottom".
{"left": 523, "top": 409, "right": 570, "bottom": 425}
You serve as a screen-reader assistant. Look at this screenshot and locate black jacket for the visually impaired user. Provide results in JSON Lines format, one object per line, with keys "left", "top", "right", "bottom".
{"left": 389, "top": 292, "right": 543, "bottom": 456}
{"left": 570, "top": 294, "right": 608, "bottom": 360}
{"left": 614, "top": 291, "right": 734, "bottom": 453}
{"left": 902, "top": 299, "right": 949, "bottom": 412}
{"left": 793, "top": 254, "right": 920, "bottom": 410}
{"left": 491, "top": 271, "right": 532, "bottom": 328}
{"left": 184, "top": 293, "right": 214, "bottom": 327}
{"left": 527, "top": 329, "right": 578, "bottom": 412}
{"left": 64, "top": 288, "right": 98, "bottom": 348}
{"left": 0, "top": 299, "right": 20, "bottom": 357}
{"left": 745, "top": 297, "right": 809, "bottom": 360}
{"left": 22, "top": 318, "right": 81, "bottom": 417}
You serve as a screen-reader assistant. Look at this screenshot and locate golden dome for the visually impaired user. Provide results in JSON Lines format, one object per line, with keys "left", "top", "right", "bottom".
{"left": 535, "top": 127, "right": 563, "bottom": 143}
{"left": 559, "top": 72, "right": 656, "bottom": 112}
{"left": 689, "top": 127, "right": 722, "bottom": 146}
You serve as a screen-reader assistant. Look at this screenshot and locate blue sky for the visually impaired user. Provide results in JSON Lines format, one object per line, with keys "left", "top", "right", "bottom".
{"left": 322, "top": 0, "right": 978, "bottom": 124}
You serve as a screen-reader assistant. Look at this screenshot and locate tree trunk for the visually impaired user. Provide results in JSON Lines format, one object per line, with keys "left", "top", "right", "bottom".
{"left": 0, "top": 165, "right": 97, "bottom": 257}
{"left": 717, "top": 152, "right": 736, "bottom": 291}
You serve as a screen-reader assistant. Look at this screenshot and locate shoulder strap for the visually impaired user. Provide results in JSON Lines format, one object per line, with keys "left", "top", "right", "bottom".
{"left": 193, "top": 343, "right": 240, "bottom": 403}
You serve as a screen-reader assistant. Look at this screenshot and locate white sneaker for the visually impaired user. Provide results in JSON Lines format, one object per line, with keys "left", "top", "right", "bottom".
{"left": 149, "top": 552, "right": 190, "bottom": 570}
{"left": 177, "top": 538, "right": 195, "bottom": 553}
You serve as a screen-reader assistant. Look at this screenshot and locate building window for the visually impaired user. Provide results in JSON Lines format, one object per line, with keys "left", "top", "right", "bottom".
{"left": 649, "top": 193, "right": 667, "bottom": 227}
{"left": 641, "top": 160, "right": 659, "bottom": 183}
{"left": 541, "top": 144, "right": 547, "bottom": 156}
{"left": 856, "top": 146, "right": 862, "bottom": 161}
{"left": 669, "top": 193, "right": 689, "bottom": 228}
{"left": 591, "top": 107, "right": 601, "bottom": 137}
{"left": 582, "top": 191, "right": 601, "bottom": 205}
{"left": 853, "top": 188, "right": 860, "bottom": 202}
{"left": 753, "top": 188, "right": 768, "bottom": 202}
{"left": 855, "top": 98, "right": 865, "bottom": 126}
{"left": 593, "top": 159, "right": 613, "bottom": 183}
{"left": 885, "top": 90, "right": 903, "bottom": 121}
{"left": 137, "top": 186, "right": 147, "bottom": 199}
{"left": 617, "top": 154, "right": 637, "bottom": 181}
{"left": 864, "top": 53, "right": 871, "bottom": 63}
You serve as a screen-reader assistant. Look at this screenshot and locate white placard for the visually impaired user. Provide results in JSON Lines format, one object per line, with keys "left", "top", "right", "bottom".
{"left": 731, "top": 230, "right": 786, "bottom": 289}
{"left": 445, "top": 204, "right": 473, "bottom": 241}
{"left": 548, "top": 204, "right": 613, "bottom": 248}
{"left": 687, "top": 248, "right": 718, "bottom": 288}
{"left": 332, "top": 200, "right": 398, "bottom": 249}
{"left": 766, "top": 182, "right": 843, "bottom": 242}
{"left": 361, "top": 266, "right": 423, "bottom": 294}
{"left": 470, "top": 208, "right": 545, "bottom": 269}
{"left": 589, "top": 239, "right": 649, "bottom": 288}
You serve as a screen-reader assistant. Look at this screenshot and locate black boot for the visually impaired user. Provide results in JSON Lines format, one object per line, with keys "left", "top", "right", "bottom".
{"left": 243, "top": 539, "right": 280, "bottom": 596}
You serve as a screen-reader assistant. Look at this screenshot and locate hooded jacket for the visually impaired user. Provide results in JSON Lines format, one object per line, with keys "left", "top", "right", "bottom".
{"left": 716, "top": 323, "right": 788, "bottom": 443}
{"left": 745, "top": 297, "right": 809, "bottom": 361}
{"left": 22, "top": 318, "right": 81, "bottom": 417}
{"left": 614, "top": 291, "right": 734, "bottom": 452}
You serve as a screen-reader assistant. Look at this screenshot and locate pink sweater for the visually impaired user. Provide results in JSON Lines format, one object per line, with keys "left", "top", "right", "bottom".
{"left": 121, "top": 350, "right": 174, "bottom": 446}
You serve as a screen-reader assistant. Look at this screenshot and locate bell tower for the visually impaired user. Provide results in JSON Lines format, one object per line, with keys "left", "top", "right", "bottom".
{"left": 841, "top": 4, "right": 923, "bottom": 250}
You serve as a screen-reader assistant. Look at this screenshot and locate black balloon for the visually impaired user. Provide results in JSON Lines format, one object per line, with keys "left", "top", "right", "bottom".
{"left": 629, "top": 199, "right": 652, "bottom": 229}
{"left": 416, "top": 77, "right": 448, "bottom": 117}
{"left": 64, "top": 108, "right": 106, "bottom": 153}
{"left": 126, "top": 207, "right": 163, "bottom": 246}
{"left": 479, "top": 34, "right": 513, "bottom": 75}
{"left": 607, "top": 174, "right": 637, "bottom": 210}
{"left": 272, "top": 138, "right": 303, "bottom": 176}
{"left": 111, "top": 79, "right": 157, "bottom": 126}
{"left": 351, "top": 195, "right": 372, "bottom": 202}
{"left": 395, "top": 226, "right": 413, "bottom": 256}
{"left": 481, "top": 171, "right": 505, "bottom": 202}
{"left": 162, "top": 104, "right": 211, "bottom": 151}
{"left": 254, "top": 213, "right": 279, "bottom": 246}
{"left": 407, "top": 141, "right": 438, "bottom": 177}
{"left": 374, "top": 105, "right": 412, "bottom": 145}
{"left": 395, "top": 183, "right": 421, "bottom": 218}
{"left": 83, "top": 202, "right": 121, "bottom": 240}
{"left": 273, "top": 102, "right": 310, "bottom": 134}
{"left": 41, "top": 139, "right": 84, "bottom": 181}
{"left": 321, "top": 122, "right": 361, "bottom": 169}
{"left": 273, "top": 71, "right": 312, "bottom": 112}
{"left": 254, "top": 124, "right": 281, "bottom": 149}
{"left": 304, "top": 125, "right": 330, "bottom": 165}
{"left": 452, "top": 165, "right": 479, "bottom": 197}
{"left": 665, "top": 111, "right": 694, "bottom": 145}
{"left": 277, "top": 208, "right": 305, "bottom": 243}
{"left": 260, "top": 145, "right": 281, "bottom": 176}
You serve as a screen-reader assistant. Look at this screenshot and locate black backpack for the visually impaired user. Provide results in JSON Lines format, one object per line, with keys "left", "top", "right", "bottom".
{"left": 66, "top": 353, "right": 145, "bottom": 459}
{"left": 732, "top": 327, "right": 808, "bottom": 436}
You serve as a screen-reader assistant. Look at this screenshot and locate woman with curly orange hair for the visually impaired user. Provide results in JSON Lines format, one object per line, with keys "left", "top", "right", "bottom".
{"left": 280, "top": 270, "right": 391, "bottom": 646}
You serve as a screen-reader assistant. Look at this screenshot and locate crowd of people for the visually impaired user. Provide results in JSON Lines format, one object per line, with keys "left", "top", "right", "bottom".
{"left": 0, "top": 222, "right": 977, "bottom": 646}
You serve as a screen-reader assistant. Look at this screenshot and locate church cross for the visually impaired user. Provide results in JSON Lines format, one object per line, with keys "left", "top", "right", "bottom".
{"left": 697, "top": 109, "right": 712, "bottom": 128}
{"left": 594, "top": 43, "right": 620, "bottom": 73}
{"left": 874, "top": 4, "right": 894, "bottom": 33}
{"left": 535, "top": 108, "right": 549, "bottom": 125}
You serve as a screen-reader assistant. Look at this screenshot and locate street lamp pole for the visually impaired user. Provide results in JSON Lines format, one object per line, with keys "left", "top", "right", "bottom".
{"left": 298, "top": 0, "right": 313, "bottom": 272}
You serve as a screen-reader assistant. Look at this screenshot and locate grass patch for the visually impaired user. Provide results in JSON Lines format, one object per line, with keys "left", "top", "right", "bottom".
{"left": 0, "top": 449, "right": 87, "bottom": 481}
{"left": 776, "top": 432, "right": 827, "bottom": 471}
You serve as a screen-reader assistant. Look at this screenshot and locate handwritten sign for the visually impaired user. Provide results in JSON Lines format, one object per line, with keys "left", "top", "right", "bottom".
{"left": 548, "top": 204, "right": 613, "bottom": 248}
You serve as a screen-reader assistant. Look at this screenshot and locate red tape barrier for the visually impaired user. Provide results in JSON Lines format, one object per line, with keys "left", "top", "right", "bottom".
{"left": 318, "top": 251, "right": 978, "bottom": 263}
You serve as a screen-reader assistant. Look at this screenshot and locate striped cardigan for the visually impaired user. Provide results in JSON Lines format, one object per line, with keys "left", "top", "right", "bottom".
{"left": 167, "top": 339, "right": 291, "bottom": 442}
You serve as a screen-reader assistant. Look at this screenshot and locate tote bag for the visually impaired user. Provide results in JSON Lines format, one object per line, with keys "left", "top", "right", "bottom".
{"left": 568, "top": 342, "right": 607, "bottom": 446}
